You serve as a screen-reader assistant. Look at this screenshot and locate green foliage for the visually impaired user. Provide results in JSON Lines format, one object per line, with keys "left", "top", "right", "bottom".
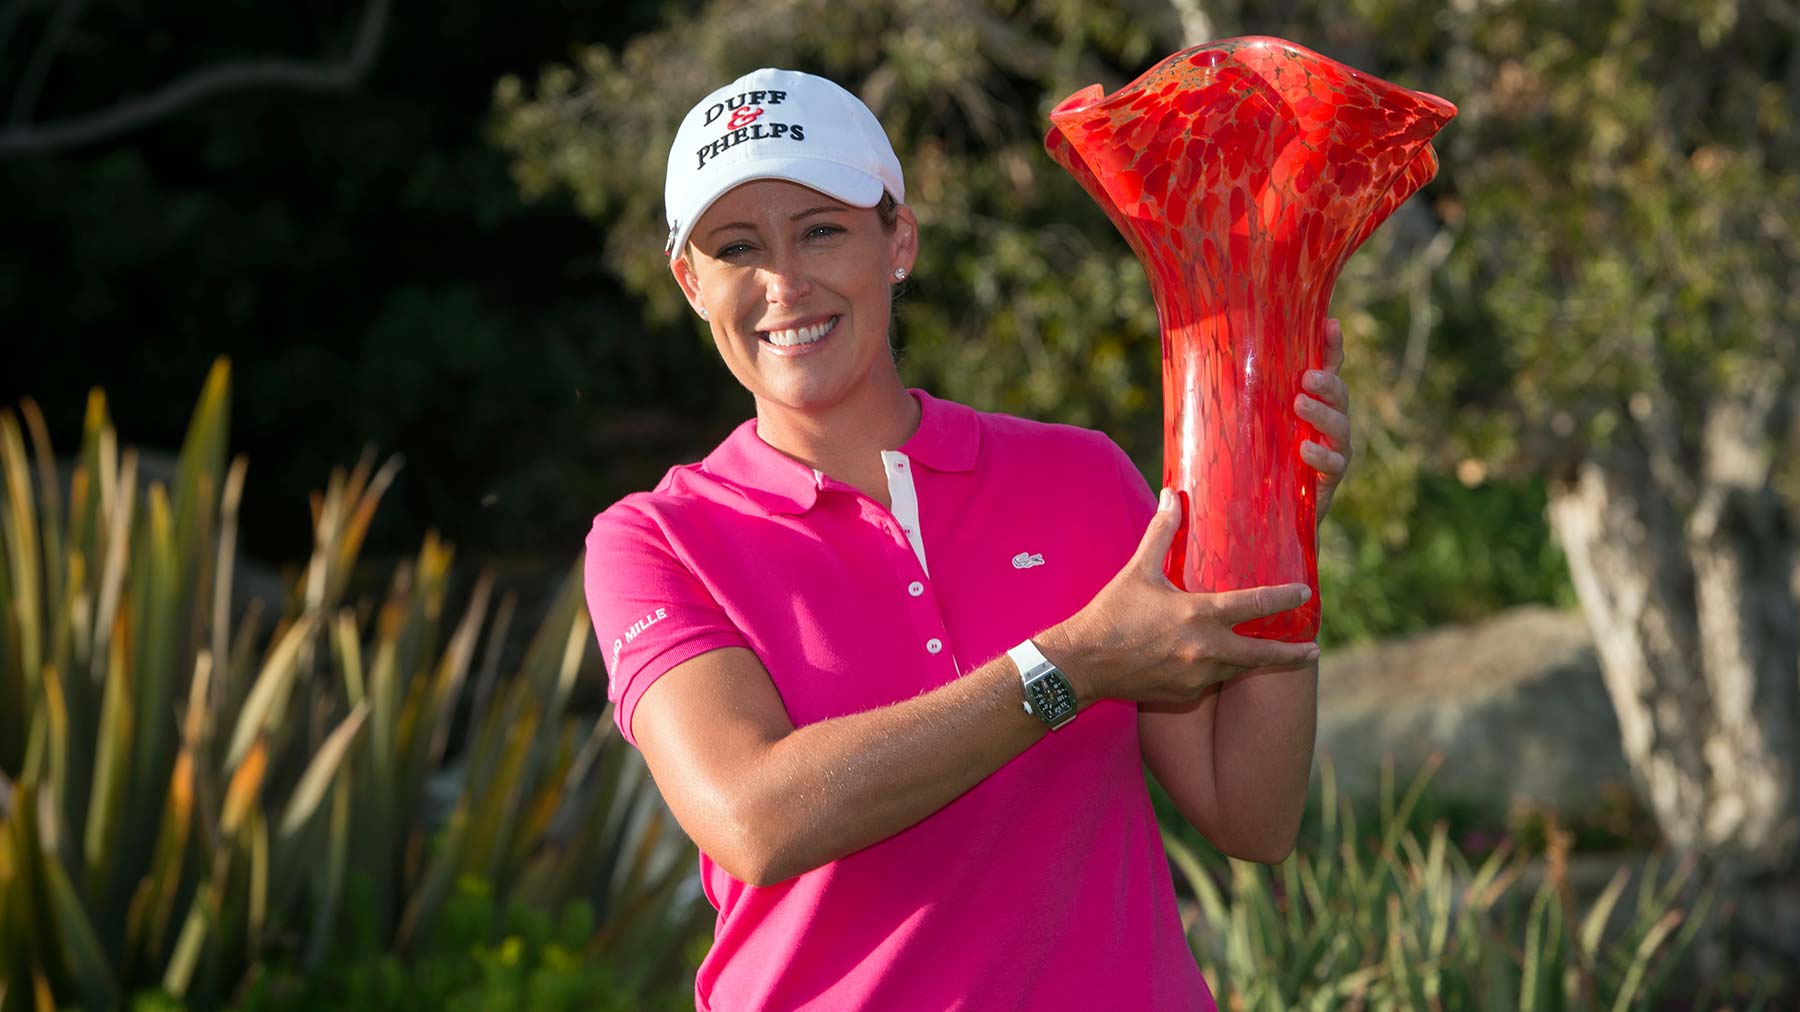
{"left": 125, "top": 878, "right": 693, "bottom": 1012}
{"left": 0, "top": 370, "right": 709, "bottom": 1009}
{"left": 1316, "top": 472, "right": 1576, "bottom": 645}
{"left": 1161, "top": 762, "right": 1715, "bottom": 1010}
{"left": 1319, "top": 0, "right": 1800, "bottom": 519}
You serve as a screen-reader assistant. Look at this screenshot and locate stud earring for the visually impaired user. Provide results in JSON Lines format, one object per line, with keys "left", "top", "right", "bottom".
{"left": 893, "top": 267, "right": 908, "bottom": 281}
{"left": 698, "top": 307, "right": 709, "bottom": 320}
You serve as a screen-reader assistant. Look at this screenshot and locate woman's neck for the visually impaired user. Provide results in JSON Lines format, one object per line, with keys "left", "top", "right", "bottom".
{"left": 752, "top": 375, "right": 921, "bottom": 509}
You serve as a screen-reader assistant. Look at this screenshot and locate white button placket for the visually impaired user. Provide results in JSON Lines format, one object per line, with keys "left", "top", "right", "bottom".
{"left": 880, "top": 451, "right": 929, "bottom": 576}
{"left": 881, "top": 449, "right": 954, "bottom": 666}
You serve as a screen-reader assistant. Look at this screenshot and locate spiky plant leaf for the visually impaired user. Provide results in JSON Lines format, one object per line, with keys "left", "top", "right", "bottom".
{"left": 278, "top": 702, "right": 369, "bottom": 840}
{"left": 39, "top": 840, "right": 117, "bottom": 1011}
{"left": 223, "top": 617, "right": 317, "bottom": 771}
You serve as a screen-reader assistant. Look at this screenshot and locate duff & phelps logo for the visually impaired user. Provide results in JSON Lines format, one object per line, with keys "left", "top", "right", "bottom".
{"left": 694, "top": 88, "right": 805, "bottom": 169}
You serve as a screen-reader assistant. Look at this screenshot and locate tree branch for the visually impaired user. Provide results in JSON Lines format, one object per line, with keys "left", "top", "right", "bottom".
{"left": 1690, "top": 369, "right": 1791, "bottom": 543}
{"left": 0, "top": 0, "right": 390, "bottom": 159}
{"left": 1632, "top": 336, "right": 1701, "bottom": 514}
{"left": 1395, "top": 220, "right": 1460, "bottom": 402}
{"left": 10, "top": 0, "right": 89, "bottom": 125}
{"left": 1167, "top": 0, "right": 1215, "bottom": 45}
{"left": 966, "top": 6, "right": 1124, "bottom": 96}
{"left": 1104, "top": 0, "right": 1219, "bottom": 55}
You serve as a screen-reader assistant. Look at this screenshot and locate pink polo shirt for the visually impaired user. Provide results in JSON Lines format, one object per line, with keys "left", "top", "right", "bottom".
{"left": 584, "top": 389, "right": 1215, "bottom": 1012}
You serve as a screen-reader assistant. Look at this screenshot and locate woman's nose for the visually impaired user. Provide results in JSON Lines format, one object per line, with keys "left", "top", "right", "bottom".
{"left": 759, "top": 250, "right": 812, "bottom": 305}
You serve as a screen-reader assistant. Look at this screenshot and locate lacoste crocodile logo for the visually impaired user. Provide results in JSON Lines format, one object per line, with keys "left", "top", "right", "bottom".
{"left": 1011, "top": 552, "right": 1046, "bottom": 569}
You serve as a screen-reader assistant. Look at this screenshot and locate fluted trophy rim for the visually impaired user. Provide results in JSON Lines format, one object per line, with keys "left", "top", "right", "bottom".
{"left": 1047, "top": 35, "right": 1458, "bottom": 133}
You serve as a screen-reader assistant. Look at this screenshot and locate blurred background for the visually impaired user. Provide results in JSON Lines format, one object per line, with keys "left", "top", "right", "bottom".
{"left": 3, "top": 0, "right": 1796, "bottom": 1008}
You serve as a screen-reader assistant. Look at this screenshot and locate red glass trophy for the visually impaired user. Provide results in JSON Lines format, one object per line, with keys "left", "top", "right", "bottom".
{"left": 1045, "top": 37, "right": 1456, "bottom": 641}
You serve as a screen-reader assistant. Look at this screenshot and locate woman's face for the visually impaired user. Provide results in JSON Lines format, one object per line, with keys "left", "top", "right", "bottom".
{"left": 672, "top": 179, "right": 917, "bottom": 416}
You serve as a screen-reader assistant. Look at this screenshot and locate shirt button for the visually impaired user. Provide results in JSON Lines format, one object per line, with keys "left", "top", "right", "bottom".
{"left": 907, "top": 581, "right": 924, "bottom": 597}
{"left": 926, "top": 638, "right": 943, "bottom": 655}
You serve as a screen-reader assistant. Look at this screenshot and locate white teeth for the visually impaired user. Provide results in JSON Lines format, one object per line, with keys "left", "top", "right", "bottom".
{"left": 765, "top": 317, "right": 836, "bottom": 347}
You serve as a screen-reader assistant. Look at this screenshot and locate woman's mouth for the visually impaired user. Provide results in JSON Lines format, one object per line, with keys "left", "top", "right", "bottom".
{"left": 760, "top": 315, "right": 839, "bottom": 349}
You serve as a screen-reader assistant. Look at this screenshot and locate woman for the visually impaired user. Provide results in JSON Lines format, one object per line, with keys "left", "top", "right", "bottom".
{"left": 585, "top": 67, "right": 1354, "bottom": 1011}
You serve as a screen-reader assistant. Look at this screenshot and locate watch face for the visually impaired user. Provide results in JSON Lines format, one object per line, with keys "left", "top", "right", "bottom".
{"left": 1028, "top": 671, "right": 1077, "bottom": 722}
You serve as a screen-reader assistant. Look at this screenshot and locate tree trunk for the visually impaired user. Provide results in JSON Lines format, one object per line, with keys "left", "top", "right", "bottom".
{"left": 1545, "top": 395, "right": 1799, "bottom": 888}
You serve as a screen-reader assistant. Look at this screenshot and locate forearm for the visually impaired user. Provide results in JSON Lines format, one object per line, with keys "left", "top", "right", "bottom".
{"left": 745, "top": 654, "right": 1058, "bottom": 885}
{"left": 1210, "top": 659, "right": 1318, "bottom": 860}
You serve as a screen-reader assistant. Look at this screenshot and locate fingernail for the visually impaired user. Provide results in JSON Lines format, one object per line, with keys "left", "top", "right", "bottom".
{"left": 1298, "top": 585, "right": 1312, "bottom": 602}
{"left": 1305, "top": 370, "right": 1323, "bottom": 386}
{"left": 1159, "top": 488, "right": 1173, "bottom": 511}
{"left": 1307, "top": 644, "right": 1321, "bottom": 660}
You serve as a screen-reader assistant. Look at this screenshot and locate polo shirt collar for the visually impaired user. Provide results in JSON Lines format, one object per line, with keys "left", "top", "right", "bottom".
{"left": 898, "top": 388, "right": 980, "bottom": 473}
{"left": 703, "top": 389, "right": 981, "bottom": 516}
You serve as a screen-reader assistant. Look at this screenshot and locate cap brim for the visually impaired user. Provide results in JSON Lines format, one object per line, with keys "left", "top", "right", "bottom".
{"left": 670, "top": 157, "right": 886, "bottom": 258}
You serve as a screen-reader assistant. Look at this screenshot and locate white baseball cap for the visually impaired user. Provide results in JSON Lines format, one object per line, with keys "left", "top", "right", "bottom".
{"left": 664, "top": 68, "right": 905, "bottom": 258}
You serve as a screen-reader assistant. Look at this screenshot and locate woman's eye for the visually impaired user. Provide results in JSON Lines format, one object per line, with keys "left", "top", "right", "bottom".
{"left": 715, "top": 242, "right": 752, "bottom": 260}
{"left": 805, "top": 224, "right": 845, "bottom": 240}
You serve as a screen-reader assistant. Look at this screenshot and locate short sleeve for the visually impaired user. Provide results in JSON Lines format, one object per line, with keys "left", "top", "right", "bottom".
{"left": 584, "top": 504, "right": 749, "bottom": 747}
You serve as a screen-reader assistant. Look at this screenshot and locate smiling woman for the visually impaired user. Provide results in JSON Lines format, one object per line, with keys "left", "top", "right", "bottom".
{"left": 670, "top": 179, "right": 918, "bottom": 451}
{"left": 580, "top": 67, "right": 1354, "bottom": 1012}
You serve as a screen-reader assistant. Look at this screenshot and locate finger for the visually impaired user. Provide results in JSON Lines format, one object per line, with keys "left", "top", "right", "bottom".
{"left": 1322, "top": 318, "right": 1344, "bottom": 372}
{"left": 1295, "top": 394, "right": 1352, "bottom": 447}
{"left": 1206, "top": 583, "right": 1312, "bottom": 625}
{"left": 1302, "top": 441, "right": 1348, "bottom": 477}
{"left": 1218, "top": 632, "right": 1321, "bottom": 669}
{"left": 1132, "top": 487, "right": 1182, "bottom": 578}
{"left": 1301, "top": 369, "right": 1350, "bottom": 411}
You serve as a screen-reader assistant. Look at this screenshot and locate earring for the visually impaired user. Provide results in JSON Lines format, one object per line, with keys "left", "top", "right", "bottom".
{"left": 698, "top": 307, "right": 709, "bottom": 320}
{"left": 893, "top": 267, "right": 908, "bottom": 281}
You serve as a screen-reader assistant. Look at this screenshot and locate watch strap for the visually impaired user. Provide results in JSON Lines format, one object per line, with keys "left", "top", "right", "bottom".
{"left": 1006, "top": 639, "right": 1050, "bottom": 681}
{"left": 1008, "top": 639, "right": 1078, "bottom": 730}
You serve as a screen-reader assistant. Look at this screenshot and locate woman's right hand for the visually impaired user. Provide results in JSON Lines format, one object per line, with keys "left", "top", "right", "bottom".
{"left": 1035, "top": 488, "right": 1319, "bottom": 706}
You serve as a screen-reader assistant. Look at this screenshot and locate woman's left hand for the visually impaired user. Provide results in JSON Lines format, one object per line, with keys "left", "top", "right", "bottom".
{"left": 1296, "top": 317, "right": 1354, "bottom": 525}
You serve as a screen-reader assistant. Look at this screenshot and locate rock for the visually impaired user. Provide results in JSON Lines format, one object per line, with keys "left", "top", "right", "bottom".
{"left": 1316, "top": 605, "right": 1633, "bottom": 810}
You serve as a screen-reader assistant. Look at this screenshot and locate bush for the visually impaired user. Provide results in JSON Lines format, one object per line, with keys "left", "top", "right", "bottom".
{"left": 124, "top": 878, "right": 695, "bottom": 1012}
{"left": 0, "top": 365, "right": 709, "bottom": 1010}
{"left": 1317, "top": 470, "right": 1577, "bottom": 646}
{"left": 1158, "top": 761, "right": 1717, "bottom": 1010}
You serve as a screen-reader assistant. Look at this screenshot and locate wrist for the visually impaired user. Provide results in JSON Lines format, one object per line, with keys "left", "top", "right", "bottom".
{"left": 1031, "top": 620, "right": 1100, "bottom": 709}
{"left": 1007, "top": 638, "right": 1080, "bottom": 730}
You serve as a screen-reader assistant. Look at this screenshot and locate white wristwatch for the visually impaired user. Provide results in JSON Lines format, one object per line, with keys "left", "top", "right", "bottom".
{"left": 1007, "top": 639, "right": 1078, "bottom": 730}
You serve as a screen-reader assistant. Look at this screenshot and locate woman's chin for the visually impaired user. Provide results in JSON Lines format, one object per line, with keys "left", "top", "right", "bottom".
{"left": 756, "top": 378, "right": 852, "bottom": 417}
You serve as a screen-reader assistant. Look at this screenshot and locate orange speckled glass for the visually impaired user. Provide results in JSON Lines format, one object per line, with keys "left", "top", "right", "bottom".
{"left": 1045, "top": 37, "right": 1456, "bottom": 641}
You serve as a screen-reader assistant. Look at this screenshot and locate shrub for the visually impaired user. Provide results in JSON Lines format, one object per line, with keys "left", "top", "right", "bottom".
{"left": 124, "top": 878, "right": 694, "bottom": 1012}
{"left": 1162, "top": 762, "right": 1715, "bottom": 1010}
{"left": 0, "top": 364, "right": 709, "bottom": 1010}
